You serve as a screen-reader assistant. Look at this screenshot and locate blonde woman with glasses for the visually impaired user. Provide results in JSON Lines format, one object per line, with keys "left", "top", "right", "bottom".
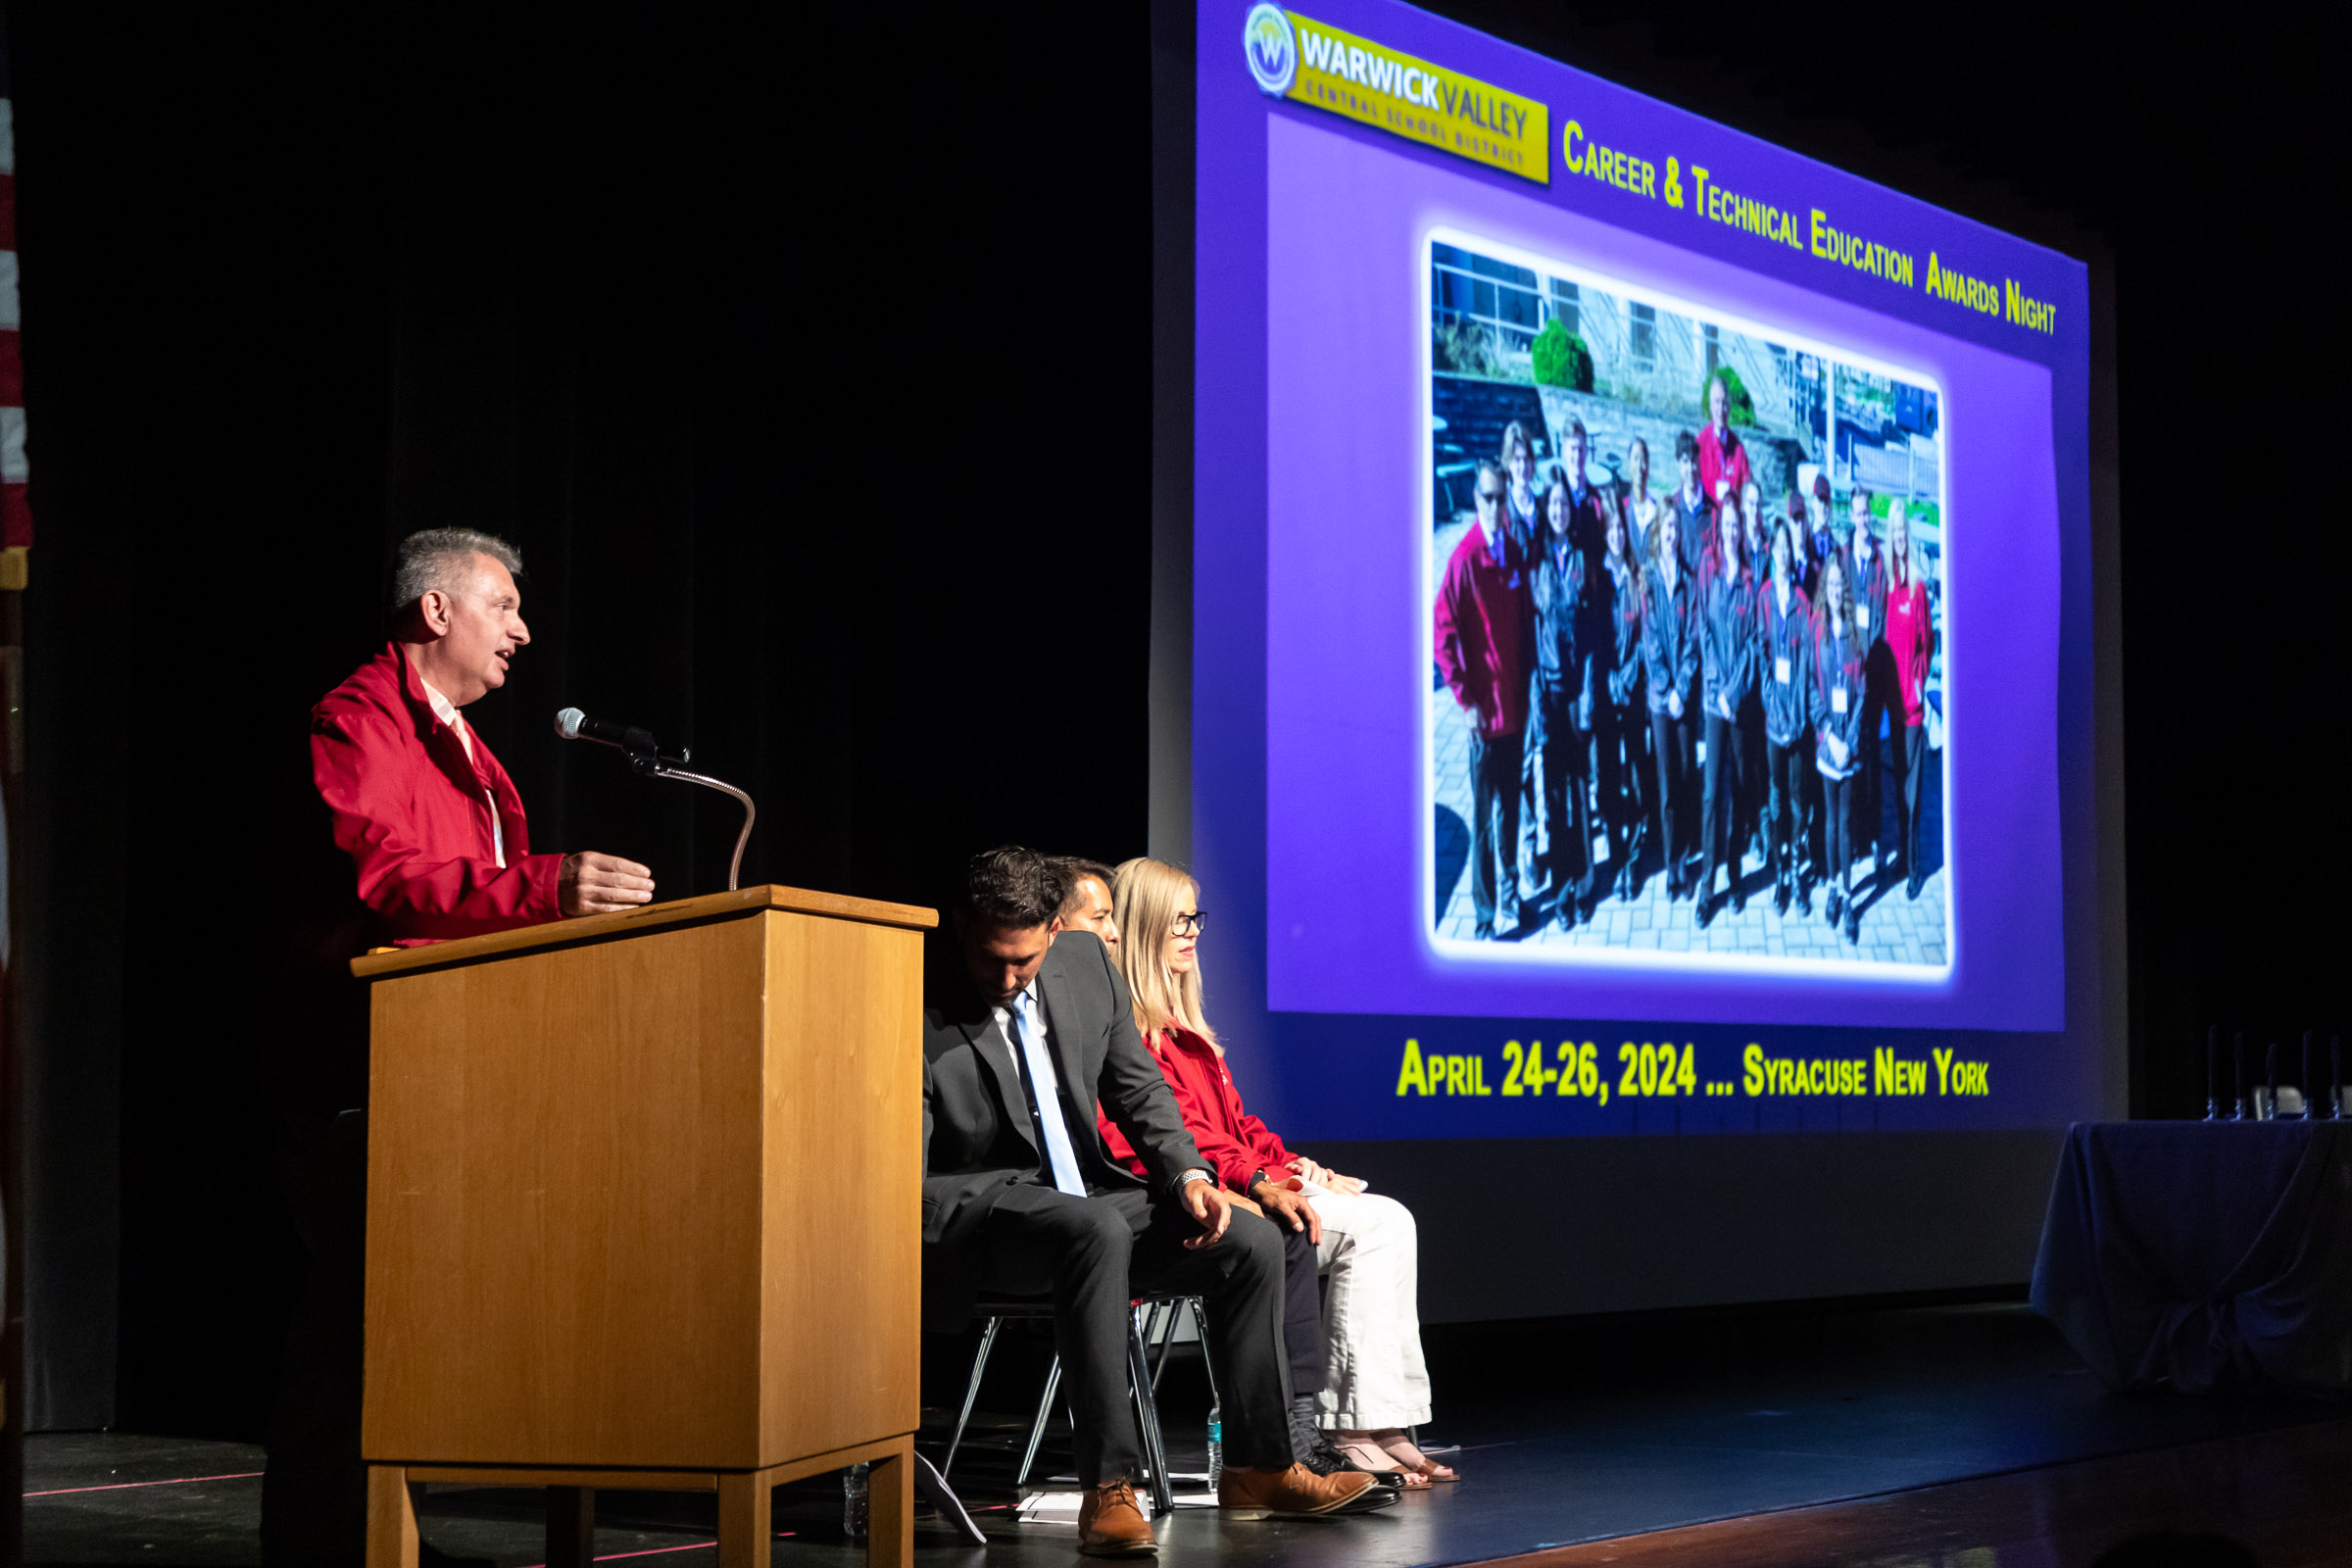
{"left": 1094, "top": 857, "right": 1455, "bottom": 1487}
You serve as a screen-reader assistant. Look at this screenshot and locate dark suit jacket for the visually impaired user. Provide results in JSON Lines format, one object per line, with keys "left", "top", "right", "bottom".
{"left": 921, "top": 929, "right": 1207, "bottom": 1325}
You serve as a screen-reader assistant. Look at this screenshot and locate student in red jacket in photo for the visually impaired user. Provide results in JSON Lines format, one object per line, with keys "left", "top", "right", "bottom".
{"left": 1882, "top": 499, "right": 1937, "bottom": 900}
{"left": 1845, "top": 487, "right": 1892, "bottom": 874}
{"left": 1696, "top": 370, "right": 1751, "bottom": 507}
{"left": 269, "top": 529, "right": 655, "bottom": 1568}
{"left": 1098, "top": 858, "right": 1453, "bottom": 1490}
{"left": 1434, "top": 458, "right": 1532, "bottom": 938}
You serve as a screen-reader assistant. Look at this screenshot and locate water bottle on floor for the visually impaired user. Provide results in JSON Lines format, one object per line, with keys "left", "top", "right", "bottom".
{"left": 843, "top": 1460, "right": 869, "bottom": 1539}
{"left": 1206, "top": 1396, "right": 1223, "bottom": 1490}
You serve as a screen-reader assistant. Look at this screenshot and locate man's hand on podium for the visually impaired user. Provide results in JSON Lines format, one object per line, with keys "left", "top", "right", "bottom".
{"left": 559, "top": 852, "right": 657, "bottom": 916}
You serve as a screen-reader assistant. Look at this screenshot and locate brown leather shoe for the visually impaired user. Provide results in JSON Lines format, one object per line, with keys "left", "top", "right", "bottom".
{"left": 1217, "top": 1461, "right": 1396, "bottom": 1518}
{"left": 1076, "top": 1478, "right": 1157, "bottom": 1555}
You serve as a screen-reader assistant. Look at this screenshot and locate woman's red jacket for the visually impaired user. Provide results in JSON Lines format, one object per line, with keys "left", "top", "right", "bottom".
{"left": 1097, "top": 1024, "right": 1296, "bottom": 1194}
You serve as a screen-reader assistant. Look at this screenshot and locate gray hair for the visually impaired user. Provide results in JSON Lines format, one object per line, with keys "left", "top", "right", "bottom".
{"left": 389, "top": 528, "right": 523, "bottom": 612}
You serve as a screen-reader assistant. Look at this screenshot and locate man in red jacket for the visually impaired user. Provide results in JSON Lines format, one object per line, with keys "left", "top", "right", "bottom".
{"left": 1697, "top": 370, "right": 1752, "bottom": 508}
{"left": 266, "top": 528, "right": 653, "bottom": 1568}
{"left": 311, "top": 532, "right": 655, "bottom": 939}
{"left": 1434, "top": 458, "right": 1531, "bottom": 938}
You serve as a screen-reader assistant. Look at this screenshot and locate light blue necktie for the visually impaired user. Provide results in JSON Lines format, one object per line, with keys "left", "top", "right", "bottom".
{"left": 1008, "top": 992, "right": 1088, "bottom": 1196}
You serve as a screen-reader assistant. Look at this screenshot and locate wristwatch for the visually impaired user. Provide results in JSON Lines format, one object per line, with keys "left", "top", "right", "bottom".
{"left": 1247, "top": 1167, "right": 1272, "bottom": 1197}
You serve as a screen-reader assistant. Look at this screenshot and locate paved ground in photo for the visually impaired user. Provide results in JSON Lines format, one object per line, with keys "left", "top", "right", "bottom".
{"left": 1430, "top": 520, "right": 1948, "bottom": 966}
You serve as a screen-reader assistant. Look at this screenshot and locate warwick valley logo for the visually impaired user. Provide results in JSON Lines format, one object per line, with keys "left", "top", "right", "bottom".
{"left": 1245, "top": 9, "right": 1548, "bottom": 186}
{"left": 1244, "top": 3, "right": 1297, "bottom": 95}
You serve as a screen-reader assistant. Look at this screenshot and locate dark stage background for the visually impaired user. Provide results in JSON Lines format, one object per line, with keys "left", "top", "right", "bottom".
{"left": 1, "top": 0, "right": 2336, "bottom": 1439}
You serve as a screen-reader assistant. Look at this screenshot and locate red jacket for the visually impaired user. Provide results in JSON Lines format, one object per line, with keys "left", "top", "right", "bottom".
{"left": 1434, "top": 521, "right": 1531, "bottom": 738}
{"left": 1884, "top": 563, "right": 1935, "bottom": 727}
{"left": 1098, "top": 1026, "right": 1295, "bottom": 1195}
{"left": 1697, "top": 422, "right": 1751, "bottom": 508}
{"left": 311, "top": 642, "right": 564, "bottom": 944}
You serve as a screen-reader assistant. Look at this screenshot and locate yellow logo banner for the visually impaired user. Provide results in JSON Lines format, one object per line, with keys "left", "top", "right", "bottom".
{"left": 1275, "top": 12, "right": 1547, "bottom": 186}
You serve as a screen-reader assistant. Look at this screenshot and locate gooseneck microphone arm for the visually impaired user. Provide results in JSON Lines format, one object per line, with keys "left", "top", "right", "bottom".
{"left": 639, "top": 758, "right": 758, "bottom": 892}
{"left": 554, "top": 707, "right": 759, "bottom": 891}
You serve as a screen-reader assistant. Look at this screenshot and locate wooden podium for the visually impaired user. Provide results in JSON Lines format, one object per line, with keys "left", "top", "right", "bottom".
{"left": 350, "top": 886, "right": 936, "bottom": 1568}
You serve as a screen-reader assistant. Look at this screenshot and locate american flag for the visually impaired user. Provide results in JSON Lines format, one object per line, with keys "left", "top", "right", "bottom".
{"left": 0, "top": 87, "right": 24, "bottom": 586}
{"left": 0, "top": 73, "right": 16, "bottom": 981}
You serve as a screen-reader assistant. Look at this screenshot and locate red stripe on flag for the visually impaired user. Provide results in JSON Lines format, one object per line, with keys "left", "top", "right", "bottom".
{"left": 3, "top": 484, "right": 30, "bottom": 550}
{"left": 0, "top": 173, "right": 15, "bottom": 250}
{"left": 0, "top": 331, "right": 22, "bottom": 405}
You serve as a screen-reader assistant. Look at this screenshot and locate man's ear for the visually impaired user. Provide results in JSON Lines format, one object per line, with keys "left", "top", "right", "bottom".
{"left": 416, "top": 588, "right": 454, "bottom": 637}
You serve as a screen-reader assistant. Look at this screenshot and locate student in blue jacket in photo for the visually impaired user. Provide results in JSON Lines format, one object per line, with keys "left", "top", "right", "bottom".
{"left": 1642, "top": 503, "right": 1703, "bottom": 903}
{"left": 1527, "top": 462, "right": 1597, "bottom": 930}
{"left": 1697, "top": 497, "right": 1760, "bottom": 927}
{"left": 1811, "top": 548, "right": 1871, "bottom": 946}
{"left": 1592, "top": 501, "right": 1649, "bottom": 901}
{"left": 1758, "top": 516, "right": 1815, "bottom": 918}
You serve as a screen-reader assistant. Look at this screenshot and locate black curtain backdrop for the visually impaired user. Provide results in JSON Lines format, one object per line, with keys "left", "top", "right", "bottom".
{"left": 0, "top": 0, "right": 2336, "bottom": 1436}
{"left": 9, "top": 2, "right": 1152, "bottom": 1433}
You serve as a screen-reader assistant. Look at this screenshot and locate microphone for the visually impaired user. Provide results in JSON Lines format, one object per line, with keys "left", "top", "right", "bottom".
{"left": 554, "top": 707, "right": 688, "bottom": 765}
{"left": 553, "top": 706, "right": 757, "bottom": 891}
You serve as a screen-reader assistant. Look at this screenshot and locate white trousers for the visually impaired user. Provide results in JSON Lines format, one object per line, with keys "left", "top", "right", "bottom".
{"left": 1299, "top": 1183, "right": 1432, "bottom": 1429}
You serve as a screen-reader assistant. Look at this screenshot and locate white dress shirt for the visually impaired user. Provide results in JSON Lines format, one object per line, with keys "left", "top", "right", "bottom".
{"left": 419, "top": 676, "right": 505, "bottom": 869}
{"left": 993, "top": 981, "right": 1209, "bottom": 1194}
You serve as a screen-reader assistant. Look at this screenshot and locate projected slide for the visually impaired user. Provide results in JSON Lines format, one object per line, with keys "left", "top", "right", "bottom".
{"left": 1423, "top": 234, "right": 1949, "bottom": 974}
{"left": 1192, "top": 0, "right": 2100, "bottom": 1141}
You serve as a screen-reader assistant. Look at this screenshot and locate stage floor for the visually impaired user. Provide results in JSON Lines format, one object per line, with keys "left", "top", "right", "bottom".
{"left": 24, "top": 1303, "right": 2340, "bottom": 1566}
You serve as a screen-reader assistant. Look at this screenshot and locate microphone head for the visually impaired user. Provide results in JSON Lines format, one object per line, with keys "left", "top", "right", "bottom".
{"left": 555, "top": 707, "right": 586, "bottom": 740}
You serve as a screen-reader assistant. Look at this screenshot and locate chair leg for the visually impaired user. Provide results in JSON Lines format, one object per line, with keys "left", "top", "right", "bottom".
{"left": 1015, "top": 1354, "right": 1063, "bottom": 1488}
{"left": 942, "top": 1316, "right": 1002, "bottom": 1480}
{"left": 1136, "top": 1300, "right": 1164, "bottom": 1372}
{"left": 1127, "top": 1308, "right": 1175, "bottom": 1515}
{"left": 1150, "top": 1298, "right": 1182, "bottom": 1393}
{"left": 1189, "top": 1298, "right": 1221, "bottom": 1411}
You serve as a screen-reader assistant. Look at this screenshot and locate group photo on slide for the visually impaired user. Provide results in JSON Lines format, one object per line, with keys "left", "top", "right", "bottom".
{"left": 1427, "top": 237, "right": 1950, "bottom": 968}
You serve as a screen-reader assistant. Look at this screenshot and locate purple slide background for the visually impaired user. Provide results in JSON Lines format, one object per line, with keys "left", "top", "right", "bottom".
{"left": 1189, "top": 0, "right": 2102, "bottom": 1141}
{"left": 1264, "top": 114, "right": 2063, "bottom": 1031}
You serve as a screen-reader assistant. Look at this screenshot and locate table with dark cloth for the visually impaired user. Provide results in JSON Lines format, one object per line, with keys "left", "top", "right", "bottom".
{"left": 2032, "top": 1120, "right": 2352, "bottom": 1395}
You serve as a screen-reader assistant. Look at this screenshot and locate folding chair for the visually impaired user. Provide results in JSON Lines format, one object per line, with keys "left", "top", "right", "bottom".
{"left": 941, "top": 1293, "right": 1216, "bottom": 1515}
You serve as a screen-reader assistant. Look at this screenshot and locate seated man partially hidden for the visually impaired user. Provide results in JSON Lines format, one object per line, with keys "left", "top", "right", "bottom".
{"left": 922, "top": 848, "right": 1392, "bottom": 1554}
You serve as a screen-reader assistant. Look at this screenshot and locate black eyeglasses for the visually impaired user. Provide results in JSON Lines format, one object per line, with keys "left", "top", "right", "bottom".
{"left": 1173, "top": 911, "right": 1207, "bottom": 937}
{"left": 1476, "top": 490, "right": 1504, "bottom": 506}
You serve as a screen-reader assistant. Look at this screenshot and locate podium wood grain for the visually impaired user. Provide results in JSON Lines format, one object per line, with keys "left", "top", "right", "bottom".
{"left": 356, "top": 887, "right": 931, "bottom": 1567}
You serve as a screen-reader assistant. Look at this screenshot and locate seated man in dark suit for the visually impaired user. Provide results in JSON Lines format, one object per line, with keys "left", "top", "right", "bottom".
{"left": 923, "top": 848, "right": 1390, "bottom": 1554}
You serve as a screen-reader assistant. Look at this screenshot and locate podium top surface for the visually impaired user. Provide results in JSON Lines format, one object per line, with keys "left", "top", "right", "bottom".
{"left": 351, "top": 884, "right": 938, "bottom": 980}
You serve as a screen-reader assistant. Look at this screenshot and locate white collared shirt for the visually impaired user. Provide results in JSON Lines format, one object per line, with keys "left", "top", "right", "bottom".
{"left": 419, "top": 676, "right": 505, "bottom": 869}
{"left": 994, "top": 981, "right": 1211, "bottom": 1194}
{"left": 992, "top": 983, "right": 1063, "bottom": 1103}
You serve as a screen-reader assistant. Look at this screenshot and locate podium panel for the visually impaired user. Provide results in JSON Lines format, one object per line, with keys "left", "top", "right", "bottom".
{"left": 351, "top": 886, "right": 932, "bottom": 1564}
